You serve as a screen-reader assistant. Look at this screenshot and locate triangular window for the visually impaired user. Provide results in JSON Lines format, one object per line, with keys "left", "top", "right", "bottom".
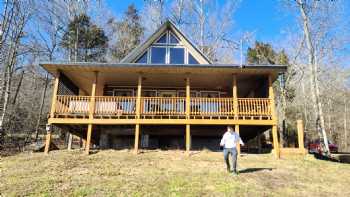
{"left": 136, "top": 51, "right": 148, "bottom": 63}
{"left": 156, "top": 34, "right": 167, "bottom": 44}
{"left": 188, "top": 53, "right": 199, "bottom": 64}
{"left": 169, "top": 33, "right": 179, "bottom": 44}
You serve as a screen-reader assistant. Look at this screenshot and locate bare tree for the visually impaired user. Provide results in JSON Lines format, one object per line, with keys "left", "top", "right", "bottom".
{"left": 0, "top": 0, "right": 32, "bottom": 145}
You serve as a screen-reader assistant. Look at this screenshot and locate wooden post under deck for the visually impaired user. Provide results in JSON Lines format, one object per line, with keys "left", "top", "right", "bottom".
{"left": 185, "top": 76, "right": 191, "bottom": 154}
{"left": 85, "top": 124, "right": 92, "bottom": 154}
{"left": 269, "top": 74, "right": 280, "bottom": 158}
{"left": 85, "top": 72, "right": 98, "bottom": 154}
{"left": 44, "top": 130, "right": 51, "bottom": 154}
{"left": 235, "top": 124, "right": 241, "bottom": 156}
{"left": 297, "top": 120, "right": 305, "bottom": 151}
{"left": 67, "top": 132, "right": 73, "bottom": 150}
{"left": 134, "top": 74, "right": 142, "bottom": 154}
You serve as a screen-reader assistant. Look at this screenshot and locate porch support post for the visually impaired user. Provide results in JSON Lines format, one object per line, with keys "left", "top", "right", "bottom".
{"left": 67, "top": 132, "right": 73, "bottom": 150}
{"left": 45, "top": 71, "right": 59, "bottom": 154}
{"left": 134, "top": 74, "right": 142, "bottom": 154}
{"left": 297, "top": 119, "right": 305, "bottom": 154}
{"left": 232, "top": 74, "right": 238, "bottom": 119}
{"left": 185, "top": 76, "right": 191, "bottom": 155}
{"left": 186, "top": 124, "right": 191, "bottom": 154}
{"left": 85, "top": 124, "right": 92, "bottom": 154}
{"left": 269, "top": 74, "right": 280, "bottom": 158}
{"left": 89, "top": 72, "right": 98, "bottom": 120}
{"left": 50, "top": 72, "right": 60, "bottom": 119}
{"left": 44, "top": 127, "right": 52, "bottom": 154}
{"left": 86, "top": 72, "right": 98, "bottom": 154}
{"left": 235, "top": 124, "right": 241, "bottom": 156}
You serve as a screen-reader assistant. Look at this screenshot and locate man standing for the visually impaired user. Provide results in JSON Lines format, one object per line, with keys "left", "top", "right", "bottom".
{"left": 220, "top": 126, "right": 244, "bottom": 175}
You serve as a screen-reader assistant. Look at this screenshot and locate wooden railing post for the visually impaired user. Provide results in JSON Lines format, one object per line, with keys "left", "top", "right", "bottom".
{"left": 269, "top": 74, "right": 280, "bottom": 158}
{"left": 134, "top": 74, "right": 142, "bottom": 154}
{"left": 50, "top": 72, "right": 60, "bottom": 118}
{"left": 232, "top": 74, "right": 238, "bottom": 118}
{"left": 86, "top": 71, "right": 98, "bottom": 155}
{"left": 185, "top": 76, "right": 191, "bottom": 155}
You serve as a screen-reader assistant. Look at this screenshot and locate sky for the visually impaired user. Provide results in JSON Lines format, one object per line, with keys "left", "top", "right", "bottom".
{"left": 106, "top": 0, "right": 295, "bottom": 42}
{"left": 105, "top": 0, "right": 350, "bottom": 67}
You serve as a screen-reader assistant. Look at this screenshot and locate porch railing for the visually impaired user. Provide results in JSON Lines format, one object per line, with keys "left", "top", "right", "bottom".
{"left": 94, "top": 96, "right": 136, "bottom": 115}
{"left": 141, "top": 97, "right": 186, "bottom": 115}
{"left": 190, "top": 98, "right": 234, "bottom": 116}
{"left": 238, "top": 98, "right": 271, "bottom": 117}
{"left": 55, "top": 95, "right": 91, "bottom": 115}
{"left": 53, "top": 95, "right": 272, "bottom": 118}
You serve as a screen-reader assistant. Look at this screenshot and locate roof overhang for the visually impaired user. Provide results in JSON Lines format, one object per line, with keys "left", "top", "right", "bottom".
{"left": 40, "top": 61, "right": 287, "bottom": 76}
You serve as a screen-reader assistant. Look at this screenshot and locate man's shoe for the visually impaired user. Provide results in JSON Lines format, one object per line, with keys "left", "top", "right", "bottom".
{"left": 232, "top": 170, "right": 239, "bottom": 176}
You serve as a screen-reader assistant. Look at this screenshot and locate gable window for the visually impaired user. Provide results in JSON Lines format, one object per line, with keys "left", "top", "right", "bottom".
{"left": 170, "top": 33, "right": 179, "bottom": 44}
{"left": 188, "top": 53, "right": 199, "bottom": 64}
{"left": 133, "top": 30, "right": 201, "bottom": 65}
{"left": 156, "top": 34, "right": 167, "bottom": 43}
{"left": 170, "top": 48, "right": 184, "bottom": 64}
{"left": 136, "top": 51, "right": 148, "bottom": 63}
{"left": 151, "top": 47, "right": 166, "bottom": 64}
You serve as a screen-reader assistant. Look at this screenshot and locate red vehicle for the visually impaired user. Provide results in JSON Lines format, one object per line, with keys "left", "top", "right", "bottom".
{"left": 308, "top": 139, "right": 338, "bottom": 154}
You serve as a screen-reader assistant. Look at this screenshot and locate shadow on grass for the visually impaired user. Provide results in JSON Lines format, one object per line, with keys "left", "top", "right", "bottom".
{"left": 239, "top": 167, "right": 274, "bottom": 174}
{"left": 313, "top": 153, "right": 350, "bottom": 164}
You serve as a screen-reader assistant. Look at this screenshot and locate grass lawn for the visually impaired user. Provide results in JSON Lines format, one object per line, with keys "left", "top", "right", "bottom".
{"left": 1, "top": 149, "right": 349, "bottom": 197}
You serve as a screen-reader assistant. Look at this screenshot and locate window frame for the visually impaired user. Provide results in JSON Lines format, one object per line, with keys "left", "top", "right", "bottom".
{"left": 133, "top": 30, "right": 199, "bottom": 65}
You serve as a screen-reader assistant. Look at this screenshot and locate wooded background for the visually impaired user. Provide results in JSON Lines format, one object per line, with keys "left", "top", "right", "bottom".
{"left": 0, "top": 0, "right": 349, "bottom": 152}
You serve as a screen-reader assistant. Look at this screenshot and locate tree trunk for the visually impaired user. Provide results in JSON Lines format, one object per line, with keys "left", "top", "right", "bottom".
{"left": 34, "top": 72, "right": 49, "bottom": 142}
{"left": 344, "top": 97, "right": 348, "bottom": 151}
{"left": 12, "top": 70, "right": 24, "bottom": 105}
{"left": 297, "top": 0, "right": 330, "bottom": 154}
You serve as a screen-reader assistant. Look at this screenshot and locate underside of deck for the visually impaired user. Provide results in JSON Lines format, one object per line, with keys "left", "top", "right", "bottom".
{"left": 58, "top": 124, "right": 272, "bottom": 151}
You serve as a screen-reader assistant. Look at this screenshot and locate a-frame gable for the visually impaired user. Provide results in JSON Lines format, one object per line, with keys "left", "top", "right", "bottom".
{"left": 121, "top": 20, "right": 211, "bottom": 64}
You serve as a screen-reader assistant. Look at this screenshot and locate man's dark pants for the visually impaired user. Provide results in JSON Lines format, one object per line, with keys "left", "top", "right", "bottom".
{"left": 223, "top": 147, "right": 237, "bottom": 173}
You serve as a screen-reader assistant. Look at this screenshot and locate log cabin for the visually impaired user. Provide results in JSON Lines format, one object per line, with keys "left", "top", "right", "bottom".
{"left": 40, "top": 20, "right": 286, "bottom": 157}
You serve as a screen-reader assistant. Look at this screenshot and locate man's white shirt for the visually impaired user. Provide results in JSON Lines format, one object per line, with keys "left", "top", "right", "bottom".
{"left": 220, "top": 131, "right": 244, "bottom": 149}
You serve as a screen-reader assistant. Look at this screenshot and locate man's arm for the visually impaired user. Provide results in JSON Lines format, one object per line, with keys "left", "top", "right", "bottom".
{"left": 235, "top": 133, "right": 245, "bottom": 146}
{"left": 239, "top": 138, "right": 245, "bottom": 146}
{"left": 220, "top": 133, "right": 226, "bottom": 146}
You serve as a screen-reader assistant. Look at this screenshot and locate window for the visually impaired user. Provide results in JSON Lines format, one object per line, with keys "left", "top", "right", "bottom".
{"left": 156, "top": 34, "right": 167, "bottom": 43}
{"left": 170, "top": 48, "right": 184, "bottom": 64}
{"left": 170, "top": 33, "right": 179, "bottom": 44}
{"left": 134, "top": 30, "right": 201, "bottom": 65}
{"left": 136, "top": 51, "right": 148, "bottom": 63}
{"left": 188, "top": 53, "right": 199, "bottom": 64}
{"left": 151, "top": 47, "right": 166, "bottom": 64}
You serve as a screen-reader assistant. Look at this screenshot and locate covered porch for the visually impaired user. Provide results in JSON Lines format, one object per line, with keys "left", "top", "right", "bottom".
{"left": 41, "top": 62, "right": 285, "bottom": 157}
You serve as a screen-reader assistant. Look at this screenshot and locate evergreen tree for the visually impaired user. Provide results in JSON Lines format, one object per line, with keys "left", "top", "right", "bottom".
{"left": 247, "top": 41, "right": 277, "bottom": 64}
{"left": 109, "top": 4, "right": 144, "bottom": 61}
{"left": 61, "top": 14, "right": 108, "bottom": 62}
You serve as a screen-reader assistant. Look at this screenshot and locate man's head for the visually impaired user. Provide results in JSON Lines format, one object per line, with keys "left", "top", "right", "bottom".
{"left": 227, "top": 126, "right": 234, "bottom": 133}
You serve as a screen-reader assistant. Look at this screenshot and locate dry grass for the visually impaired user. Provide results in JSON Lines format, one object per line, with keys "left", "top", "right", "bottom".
{"left": 1, "top": 149, "right": 349, "bottom": 197}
